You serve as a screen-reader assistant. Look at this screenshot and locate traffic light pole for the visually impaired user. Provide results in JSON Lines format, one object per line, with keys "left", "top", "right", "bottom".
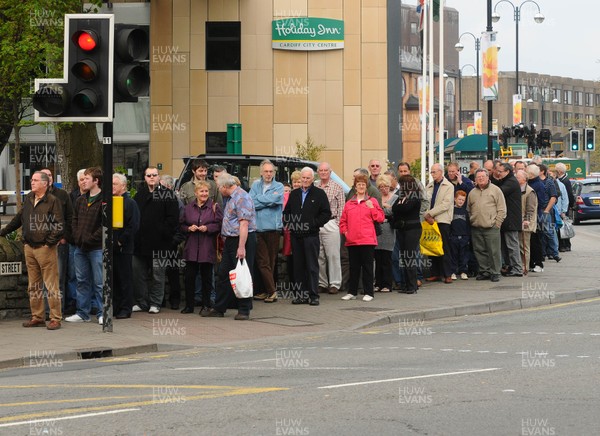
{"left": 102, "top": 122, "right": 114, "bottom": 333}
{"left": 486, "top": 0, "right": 494, "bottom": 160}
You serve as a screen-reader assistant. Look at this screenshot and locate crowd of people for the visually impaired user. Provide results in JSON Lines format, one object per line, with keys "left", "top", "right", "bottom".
{"left": 1, "top": 156, "right": 576, "bottom": 328}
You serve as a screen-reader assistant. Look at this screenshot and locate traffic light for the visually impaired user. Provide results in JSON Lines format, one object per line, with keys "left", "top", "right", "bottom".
{"left": 113, "top": 25, "right": 149, "bottom": 103}
{"left": 585, "top": 128, "right": 596, "bottom": 151}
{"left": 33, "top": 14, "right": 114, "bottom": 122}
{"left": 570, "top": 129, "right": 580, "bottom": 152}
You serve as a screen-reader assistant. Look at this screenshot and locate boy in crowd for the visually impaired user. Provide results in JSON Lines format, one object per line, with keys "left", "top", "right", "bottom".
{"left": 449, "top": 190, "right": 470, "bottom": 280}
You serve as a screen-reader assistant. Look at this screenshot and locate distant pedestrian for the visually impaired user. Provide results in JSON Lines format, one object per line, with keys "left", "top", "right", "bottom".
{"left": 449, "top": 190, "right": 470, "bottom": 281}
{"left": 467, "top": 169, "right": 507, "bottom": 282}
{"left": 283, "top": 167, "right": 331, "bottom": 306}
{"left": 516, "top": 170, "right": 537, "bottom": 276}
{"left": 203, "top": 174, "right": 257, "bottom": 320}
{"left": 0, "top": 171, "right": 64, "bottom": 330}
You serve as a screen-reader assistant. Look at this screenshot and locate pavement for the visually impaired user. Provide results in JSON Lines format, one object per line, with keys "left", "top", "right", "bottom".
{"left": 1, "top": 231, "right": 598, "bottom": 370}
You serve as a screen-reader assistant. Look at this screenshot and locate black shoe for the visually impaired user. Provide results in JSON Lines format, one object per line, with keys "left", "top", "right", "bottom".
{"left": 490, "top": 274, "right": 500, "bottom": 282}
{"left": 115, "top": 311, "right": 131, "bottom": 319}
{"left": 309, "top": 299, "right": 320, "bottom": 306}
{"left": 170, "top": 304, "right": 180, "bottom": 310}
{"left": 553, "top": 256, "right": 562, "bottom": 263}
{"left": 234, "top": 313, "right": 249, "bottom": 320}
{"left": 199, "top": 307, "right": 211, "bottom": 317}
{"left": 201, "top": 308, "right": 224, "bottom": 317}
{"left": 405, "top": 289, "right": 418, "bottom": 294}
{"left": 292, "top": 298, "right": 309, "bottom": 305}
{"left": 476, "top": 274, "right": 490, "bottom": 281}
{"left": 505, "top": 271, "right": 523, "bottom": 277}
{"left": 180, "top": 307, "right": 194, "bottom": 314}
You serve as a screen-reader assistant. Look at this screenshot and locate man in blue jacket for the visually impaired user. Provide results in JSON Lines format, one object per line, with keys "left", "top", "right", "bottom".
{"left": 250, "top": 160, "right": 284, "bottom": 303}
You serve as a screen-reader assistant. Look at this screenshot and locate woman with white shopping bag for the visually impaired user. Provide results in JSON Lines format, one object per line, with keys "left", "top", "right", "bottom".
{"left": 201, "top": 174, "right": 257, "bottom": 321}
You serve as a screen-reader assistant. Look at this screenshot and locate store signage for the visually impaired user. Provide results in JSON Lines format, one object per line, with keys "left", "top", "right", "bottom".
{"left": 272, "top": 18, "right": 344, "bottom": 51}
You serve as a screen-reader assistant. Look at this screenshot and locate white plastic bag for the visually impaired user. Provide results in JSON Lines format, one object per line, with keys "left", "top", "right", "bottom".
{"left": 560, "top": 218, "right": 575, "bottom": 239}
{"left": 229, "top": 258, "right": 253, "bottom": 299}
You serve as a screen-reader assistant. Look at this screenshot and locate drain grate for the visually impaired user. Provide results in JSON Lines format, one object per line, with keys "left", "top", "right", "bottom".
{"left": 251, "top": 317, "right": 320, "bottom": 327}
{"left": 79, "top": 349, "right": 113, "bottom": 359}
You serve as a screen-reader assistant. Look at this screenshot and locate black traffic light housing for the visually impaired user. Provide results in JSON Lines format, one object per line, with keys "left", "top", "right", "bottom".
{"left": 585, "top": 128, "right": 595, "bottom": 151}
{"left": 33, "top": 14, "right": 114, "bottom": 122}
{"left": 114, "top": 25, "right": 150, "bottom": 103}
{"left": 570, "top": 129, "right": 580, "bottom": 152}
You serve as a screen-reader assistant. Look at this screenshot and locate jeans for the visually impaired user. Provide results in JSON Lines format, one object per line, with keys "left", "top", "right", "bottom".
{"left": 74, "top": 248, "right": 103, "bottom": 320}
{"left": 538, "top": 212, "right": 558, "bottom": 258}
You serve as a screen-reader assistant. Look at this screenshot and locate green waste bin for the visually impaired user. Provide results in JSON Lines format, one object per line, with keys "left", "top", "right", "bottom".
{"left": 227, "top": 123, "right": 242, "bottom": 155}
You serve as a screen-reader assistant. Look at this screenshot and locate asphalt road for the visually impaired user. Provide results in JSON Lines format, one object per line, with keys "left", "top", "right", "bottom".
{"left": 0, "top": 298, "right": 598, "bottom": 436}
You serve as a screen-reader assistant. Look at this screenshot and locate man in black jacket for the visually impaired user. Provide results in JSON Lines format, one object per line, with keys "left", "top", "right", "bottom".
{"left": 112, "top": 173, "right": 140, "bottom": 318}
{"left": 132, "top": 167, "right": 180, "bottom": 314}
{"left": 0, "top": 171, "right": 64, "bottom": 329}
{"left": 40, "top": 168, "right": 73, "bottom": 314}
{"left": 492, "top": 162, "right": 523, "bottom": 277}
{"left": 283, "top": 167, "right": 331, "bottom": 306}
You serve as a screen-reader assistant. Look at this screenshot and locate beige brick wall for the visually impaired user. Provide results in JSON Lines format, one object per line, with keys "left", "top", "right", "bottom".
{"left": 150, "top": 0, "right": 390, "bottom": 183}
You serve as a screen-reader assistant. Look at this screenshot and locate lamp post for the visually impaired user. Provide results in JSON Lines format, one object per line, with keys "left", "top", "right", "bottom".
{"left": 492, "top": 0, "right": 545, "bottom": 94}
{"left": 446, "top": 64, "right": 477, "bottom": 132}
{"left": 455, "top": 32, "right": 481, "bottom": 112}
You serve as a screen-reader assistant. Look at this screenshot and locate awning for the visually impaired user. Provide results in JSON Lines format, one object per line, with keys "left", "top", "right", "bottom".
{"left": 444, "top": 134, "right": 500, "bottom": 154}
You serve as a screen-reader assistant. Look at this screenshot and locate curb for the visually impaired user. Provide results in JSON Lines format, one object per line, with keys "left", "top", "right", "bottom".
{"left": 352, "top": 288, "right": 600, "bottom": 330}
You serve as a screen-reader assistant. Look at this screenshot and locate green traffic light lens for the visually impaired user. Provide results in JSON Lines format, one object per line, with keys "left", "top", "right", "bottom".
{"left": 73, "top": 89, "right": 98, "bottom": 113}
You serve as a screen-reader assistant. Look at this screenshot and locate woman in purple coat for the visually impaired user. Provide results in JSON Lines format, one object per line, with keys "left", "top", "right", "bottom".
{"left": 180, "top": 181, "right": 223, "bottom": 315}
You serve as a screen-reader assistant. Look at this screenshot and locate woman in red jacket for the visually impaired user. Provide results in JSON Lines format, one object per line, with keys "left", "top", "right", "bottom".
{"left": 339, "top": 174, "right": 384, "bottom": 301}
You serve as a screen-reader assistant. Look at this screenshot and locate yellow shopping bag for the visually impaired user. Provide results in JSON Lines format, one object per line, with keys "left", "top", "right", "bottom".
{"left": 420, "top": 221, "right": 444, "bottom": 257}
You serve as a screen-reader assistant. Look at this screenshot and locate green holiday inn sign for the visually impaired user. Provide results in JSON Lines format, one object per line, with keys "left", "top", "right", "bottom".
{"left": 272, "top": 17, "right": 344, "bottom": 51}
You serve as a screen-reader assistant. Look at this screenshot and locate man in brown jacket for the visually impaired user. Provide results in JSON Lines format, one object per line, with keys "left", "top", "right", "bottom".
{"left": 0, "top": 171, "right": 64, "bottom": 330}
{"left": 467, "top": 169, "right": 507, "bottom": 282}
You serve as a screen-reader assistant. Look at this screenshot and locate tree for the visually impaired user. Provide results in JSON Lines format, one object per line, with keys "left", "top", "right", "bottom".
{"left": 0, "top": 1, "right": 83, "bottom": 206}
{"left": 295, "top": 134, "right": 326, "bottom": 162}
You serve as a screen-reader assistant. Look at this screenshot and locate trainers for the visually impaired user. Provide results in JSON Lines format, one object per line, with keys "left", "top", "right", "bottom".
{"left": 132, "top": 305, "right": 143, "bottom": 312}
{"left": 22, "top": 318, "right": 46, "bottom": 328}
{"left": 532, "top": 266, "right": 544, "bottom": 273}
{"left": 98, "top": 316, "right": 104, "bottom": 325}
{"left": 46, "top": 320, "right": 61, "bottom": 330}
{"left": 148, "top": 306, "right": 160, "bottom": 314}
{"left": 451, "top": 274, "right": 457, "bottom": 280}
{"left": 341, "top": 294, "right": 356, "bottom": 301}
{"left": 253, "top": 293, "right": 268, "bottom": 301}
{"left": 460, "top": 273, "right": 469, "bottom": 280}
{"left": 65, "top": 314, "right": 90, "bottom": 323}
{"left": 380, "top": 287, "right": 390, "bottom": 293}
{"left": 374, "top": 286, "right": 380, "bottom": 292}
{"left": 362, "top": 295, "right": 374, "bottom": 302}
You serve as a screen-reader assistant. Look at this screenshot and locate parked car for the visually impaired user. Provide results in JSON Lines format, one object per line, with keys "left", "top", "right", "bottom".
{"left": 175, "top": 154, "right": 350, "bottom": 193}
{"left": 571, "top": 177, "right": 600, "bottom": 224}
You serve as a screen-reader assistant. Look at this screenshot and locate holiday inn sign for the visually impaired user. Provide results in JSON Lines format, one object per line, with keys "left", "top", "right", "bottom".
{"left": 272, "top": 17, "right": 344, "bottom": 51}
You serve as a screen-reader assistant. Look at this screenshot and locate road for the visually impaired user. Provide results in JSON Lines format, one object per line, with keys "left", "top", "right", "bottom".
{"left": 0, "top": 297, "right": 599, "bottom": 435}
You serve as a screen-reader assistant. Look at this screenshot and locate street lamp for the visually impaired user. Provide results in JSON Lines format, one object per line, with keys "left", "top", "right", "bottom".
{"left": 492, "top": 0, "right": 545, "bottom": 94}
{"left": 455, "top": 32, "right": 481, "bottom": 112}
{"left": 446, "top": 64, "right": 477, "bottom": 132}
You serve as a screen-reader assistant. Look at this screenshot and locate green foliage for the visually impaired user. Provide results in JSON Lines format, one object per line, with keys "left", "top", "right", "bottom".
{"left": 114, "top": 166, "right": 137, "bottom": 197}
{"left": 295, "top": 134, "right": 326, "bottom": 162}
{"left": 5, "top": 230, "right": 20, "bottom": 241}
{"left": 410, "top": 158, "right": 422, "bottom": 179}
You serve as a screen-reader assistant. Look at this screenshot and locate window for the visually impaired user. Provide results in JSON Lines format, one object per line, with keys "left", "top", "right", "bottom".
{"left": 553, "top": 88, "right": 561, "bottom": 103}
{"left": 596, "top": 94, "right": 600, "bottom": 107}
{"left": 531, "top": 86, "right": 539, "bottom": 101}
{"left": 542, "top": 110, "right": 550, "bottom": 127}
{"left": 205, "top": 21, "right": 241, "bottom": 70}
{"left": 552, "top": 111, "right": 561, "bottom": 127}
{"left": 585, "top": 92, "right": 594, "bottom": 107}
{"left": 542, "top": 87, "right": 550, "bottom": 101}
{"left": 574, "top": 91, "right": 583, "bottom": 106}
{"left": 529, "top": 109, "right": 538, "bottom": 124}
{"left": 564, "top": 90, "right": 573, "bottom": 105}
{"left": 585, "top": 114, "right": 595, "bottom": 124}
{"left": 575, "top": 113, "right": 583, "bottom": 128}
{"left": 563, "top": 112, "right": 571, "bottom": 127}
{"left": 517, "top": 84, "right": 526, "bottom": 98}
{"left": 410, "top": 22, "right": 418, "bottom": 34}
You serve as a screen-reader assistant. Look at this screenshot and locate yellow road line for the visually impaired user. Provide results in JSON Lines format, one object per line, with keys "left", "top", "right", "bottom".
{"left": 0, "top": 386, "right": 287, "bottom": 423}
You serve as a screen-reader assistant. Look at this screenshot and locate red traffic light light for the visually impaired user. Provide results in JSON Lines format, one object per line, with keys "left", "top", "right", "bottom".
{"left": 74, "top": 30, "right": 98, "bottom": 51}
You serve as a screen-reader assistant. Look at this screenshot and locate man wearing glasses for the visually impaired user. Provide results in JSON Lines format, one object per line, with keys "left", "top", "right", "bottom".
{"left": 0, "top": 172, "right": 64, "bottom": 330}
{"left": 132, "top": 167, "right": 180, "bottom": 314}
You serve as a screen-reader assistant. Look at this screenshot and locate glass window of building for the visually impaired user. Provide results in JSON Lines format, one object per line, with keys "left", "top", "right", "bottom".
{"left": 552, "top": 111, "right": 561, "bottom": 127}
{"left": 585, "top": 92, "right": 594, "bottom": 107}
{"left": 552, "top": 88, "right": 561, "bottom": 103}
{"left": 206, "top": 21, "right": 241, "bottom": 70}
{"left": 529, "top": 109, "right": 538, "bottom": 124}
{"left": 596, "top": 94, "right": 600, "bottom": 107}
{"left": 574, "top": 91, "right": 583, "bottom": 106}
{"left": 410, "top": 22, "right": 417, "bottom": 34}
{"left": 564, "top": 90, "right": 573, "bottom": 105}
{"left": 563, "top": 112, "right": 571, "bottom": 127}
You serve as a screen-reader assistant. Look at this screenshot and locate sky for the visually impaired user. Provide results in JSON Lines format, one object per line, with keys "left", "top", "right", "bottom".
{"left": 444, "top": 0, "right": 599, "bottom": 82}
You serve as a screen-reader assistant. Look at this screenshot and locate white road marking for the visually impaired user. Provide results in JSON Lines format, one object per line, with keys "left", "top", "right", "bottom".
{"left": 317, "top": 368, "right": 501, "bottom": 389}
{"left": 0, "top": 409, "right": 139, "bottom": 428}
